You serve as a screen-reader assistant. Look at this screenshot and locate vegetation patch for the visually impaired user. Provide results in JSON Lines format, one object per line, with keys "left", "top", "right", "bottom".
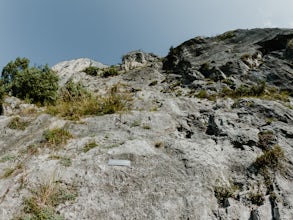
{"left": 0, "top": 154, "right": 16, "bottom": 163}
{"left": 216, "top": 31, "right": 236, "bottom": 41}
{"left": 214, "top": 183, "right": 238, "bottom": 207}
{"left": 7, "top": 117, "right": 30, "bottom": 130}
{"left": 83, "top": 141, "right": 98, "bottom": 153}
{"left": 258, "top": 130, "right": 275, "bottom": 150}
{"left": 1, "top": 163, "right": 23, "bottom": 179}
{"left": 16, "top": 181, "right": 77, "bottom": 220}
{"left": 47, "top": 83, "right": 132, "bottom": 120}
{"left": 82, "top": 66, "right": 100, "bottom": 76}
{"left": 49, "top": 155, "right": 72, "bottom": 167}
{"left": 1, "top": 57, "right": 58, "bottom": 105}
{"left": 248, "top": 191, "right": 265, "bottom": 206}
{"left": 43, "top": 128, "right": 73, "bottom": 148}
{"left": 101, "top": 66, "right": 119, "bottom": 78}
{"left": 254, "top": 145, "right": 285, "bottom": 171}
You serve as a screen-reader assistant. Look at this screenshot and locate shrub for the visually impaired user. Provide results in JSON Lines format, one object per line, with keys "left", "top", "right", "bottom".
{"left": 1, "top": 57, "right": 29, "bottom": 84}
{"left": 83, "top": 141, "right": 98, "bottom": 153}
{"left": 216, "top": 31, "right": 235, "bottom": 41}
{"left": 82, "top": 66, "right": 100, "bottom": 76}
{"left": 249, "top": 191, "right": 265, "bottom": 205}
{"left": 101, "top": 66, "right": 119, "bottom": 78}
{"left": 59, "top": 79, "right": 90, "bottom": 102}
{"left": 17, "top": 181, "right": 77, "bottom": 220}
{"left": 47, "top": 83, "right": 132, "bottom": 120}
{"left": 214, "top": 184, "right": 238, "bottom": 207}
{"left": 44, "top": 128, "right": 73, "bottom": 148}
{"left": 2, "top": 58, "right": 59, "bottom": 105}
{"left": 258, "top": 130, "right": 275, "bottom": 149}
{"left": 7, "top": 117, "right": 29, "bottom": 130}
{"left": 254, "top": 145, "right": 285, "bottom": 170}
{"left": 10, "top": 65, "right": 58, "bottom": 105}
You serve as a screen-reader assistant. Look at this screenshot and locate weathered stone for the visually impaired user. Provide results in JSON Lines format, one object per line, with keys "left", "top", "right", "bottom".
{"left": 1, "top": 29, "right": 293, "bottom": 220}
{"left": 121, "top": 50, "right": 160, "bottom": 71}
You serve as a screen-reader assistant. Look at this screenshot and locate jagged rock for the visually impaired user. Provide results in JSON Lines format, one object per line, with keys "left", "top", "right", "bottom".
{"left": 163, "top": 28, "right": 293, "bottom": 91}
{"left": 52, "top": 58, "right": 107, "bottom": 86}
{"left": 1, "top": 29, "right": 293, "bottom": 219}
{"left": 121, "top": 50, "right": 160, "bottom": 71}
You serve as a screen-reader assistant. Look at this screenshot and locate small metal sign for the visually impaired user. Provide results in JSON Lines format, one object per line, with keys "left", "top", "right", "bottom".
{"left": 108, "top": 159, "right": 131, "bottom": 167}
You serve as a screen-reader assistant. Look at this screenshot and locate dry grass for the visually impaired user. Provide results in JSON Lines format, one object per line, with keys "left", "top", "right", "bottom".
{"left": 47, "top": 83, "right": 132, "bottom": 120}
{"left": 7, "top": 117, "right": 30, "bottom": 130}
{"left": 16, "top": 178, "right": 77, "bottom": 220}
{"left": 43, "top": 128, "right": 73, "bottom": 149}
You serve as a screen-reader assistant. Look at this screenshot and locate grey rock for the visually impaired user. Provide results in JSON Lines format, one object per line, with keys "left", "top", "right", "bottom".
{"left": 121, "top": 50, "right": 161, "bottom": 71}
{"left": 163, "top": 28, "right": 293, "bottom": 91}
{"left": 1, "top": 29, "right": 293, "bottom": 220}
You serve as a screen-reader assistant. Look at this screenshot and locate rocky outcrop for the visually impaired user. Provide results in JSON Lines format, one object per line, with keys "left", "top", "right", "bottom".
{"left": 121, "top": 50, "right": 160, "bottom": 71}
{"left": 163, "top": 28, "right": 293, "bottom": 92}
{"left": 52, "top": 58, "right": 107, "bottom": 86}
{"left": 0, "top": 29, "right": 293, "bottom": 219}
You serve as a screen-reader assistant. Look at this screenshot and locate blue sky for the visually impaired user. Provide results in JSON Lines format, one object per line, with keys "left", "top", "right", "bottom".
{"left": 1, "top": 0, "right": 293, "bottom": 69}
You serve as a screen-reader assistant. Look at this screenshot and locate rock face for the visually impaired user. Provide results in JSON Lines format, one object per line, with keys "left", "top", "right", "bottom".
{"left": 1, "top": 29, "right": 293, "bottom": 220}
{"left": 121, "top": 50, "right": 160, "bottom": 71}
{"left": 163, "top": 28, "right": 293, "bottom": 92}
{"left": 52, "top": 58, "right": 107, "bottom": 86}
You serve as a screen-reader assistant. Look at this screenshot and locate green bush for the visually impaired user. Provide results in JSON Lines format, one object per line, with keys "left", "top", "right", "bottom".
{"left": 254, "top": 145, "right": 285, "bottom": 170}
{"left": 44, "top": 128, "right": 73, "bottom": 148}
{"left": 1, "top": 57, "right": 29, "bottom": 84}
{"left": 47, "top": 83, "right": 132, "bottom": 120}
{"left": 2, "top": 58, "right": 59, "bottom": 105}
{"left": 7, "top": 117, "right": 29, "bottom": 130}
{"left": 101, "top": 66, "right": 119, "bottom": 78}
{"left": 82, "top": 66, "right": 100, "bottom": 76}
{"left": 10, "top": 65, "right": 58, "bottom": 105}
{"left": 59, "top": 79, "right": 90, "bottom": 102}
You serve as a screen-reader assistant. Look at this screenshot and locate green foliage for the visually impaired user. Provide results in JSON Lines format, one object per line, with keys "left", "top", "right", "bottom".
{"left": 49, "top": 155, "right": 72, "bottom": 167}
{"left": 10, "top": 65, "right": 59, "bottom": 105}
{"left": 83, "top": 142, "right": 98, "bottom": 153}
{"left": 214, "top": 184, "right": 238, "bottom": 206}
{"left": 82, "top": 66, "right": 100, "bottom": 76}
{"left": 44, "top": 128, "right": 73, "bottom": 148}
{"left": 196, "top": 90, "right": 209, "bottom": 99}
{"left": 2, "top": 58, "right": 59, "bottom": 105}
{"left": 223, "top": 82, "right": 266, "bottom": 98}
{"left": 249, "top": 191, "right": 265, "bottom": 205}
{"left": 216, "top": 31, "right": 235, "bottom": 41}
{"left": 0, "top": 154, "right": 16, "bottom": 163}
{"left": 1, "top": 163, "right": 23, "bottom": 179}
{"left": 60, "top": 80, "right": 90, "bottom": 102}
{"left": 17, "top": 181, "right": 77, "bottom": 220}
{"left": 1, "top": 57, "right": 29, "bottom": 84}
{"left": 7, "top": 117, "right": 30, "bottom": 130}
{"left": 99, "top": 84, "right": 132, "bottom": 114}
{"left": 254, "top": 145, "right": 285, "bottom": 170}
{"left": 101, "top": 66, "right": 119, "bottom": 78}
{"left": 47, "top": 82, "right": 131, "bottom": 120}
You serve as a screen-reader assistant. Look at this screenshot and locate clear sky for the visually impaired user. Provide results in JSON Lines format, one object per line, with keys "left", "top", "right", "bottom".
{"left": 1, "top": 0, "right": 293, "bottom": 69}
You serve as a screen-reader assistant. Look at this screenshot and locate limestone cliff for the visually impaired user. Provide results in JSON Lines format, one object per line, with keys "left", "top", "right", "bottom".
{"left": 0, "top": 28, "right": 293, "bottom": 220}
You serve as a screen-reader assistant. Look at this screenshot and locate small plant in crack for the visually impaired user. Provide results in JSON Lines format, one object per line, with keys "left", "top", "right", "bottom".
{"left": 83, "top": 141, "right": 98, "bottom": 153}
{"left": 43, "top": 128, "right": 73, "bottom": 149}
{"left": 15, "top": 178, "right": 78, "bottom": 220}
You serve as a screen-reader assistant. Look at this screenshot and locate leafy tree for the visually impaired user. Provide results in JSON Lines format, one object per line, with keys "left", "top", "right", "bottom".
{"left": 1, "top": 58, "right": 59, "bottom": 105}
{"left": 10, "top": 65, "right": 59, "bottom": 105}
{"left": 1, "top": 57, "right": 29, "bottom": 84}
